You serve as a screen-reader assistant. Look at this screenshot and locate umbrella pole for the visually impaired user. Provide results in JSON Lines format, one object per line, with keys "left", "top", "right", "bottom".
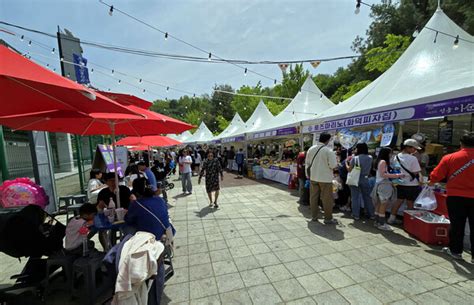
{"left": 110, "top": 122, "right": 121, "bottom": 209}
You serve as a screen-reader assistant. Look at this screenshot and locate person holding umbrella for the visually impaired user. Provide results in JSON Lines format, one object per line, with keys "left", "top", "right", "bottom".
{"left": 199, "top": 151, "right": 224, "bottom": 208}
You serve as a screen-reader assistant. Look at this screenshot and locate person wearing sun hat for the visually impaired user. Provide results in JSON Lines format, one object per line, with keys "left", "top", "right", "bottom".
{"left": 388, "top": 139, "right": 424, "bottom": 225}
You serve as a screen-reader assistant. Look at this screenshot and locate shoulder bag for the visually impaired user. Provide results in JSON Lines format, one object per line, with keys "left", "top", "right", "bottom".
{"left": 346, "top": 157, "right": 361, "bottom": 186}
{"left": 306, "top": 145, "right": 325, "bottom": 179}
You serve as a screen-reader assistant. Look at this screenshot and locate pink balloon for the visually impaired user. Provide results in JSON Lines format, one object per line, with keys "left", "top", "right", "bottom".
{"left": 0, "top": 178, "right": 49, "bottom": 209}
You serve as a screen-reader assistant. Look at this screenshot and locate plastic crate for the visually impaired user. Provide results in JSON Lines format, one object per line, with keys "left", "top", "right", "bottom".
{"left": 403, "top": 210, "right": 450, "bottom": 246}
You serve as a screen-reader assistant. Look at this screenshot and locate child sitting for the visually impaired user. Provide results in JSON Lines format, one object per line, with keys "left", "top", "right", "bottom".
{"left": 64, "top": 203, "right": 97, "bottom": 255}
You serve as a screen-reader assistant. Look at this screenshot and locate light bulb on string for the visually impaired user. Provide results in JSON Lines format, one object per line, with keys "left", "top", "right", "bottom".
{"left": 139, "top": 78, "right": 142, "bottom": 83}
{"left": 412, "top": 26, "right": 419, "bottom": 38}
{"left": 51, "top": 48, "right": 55, "bottom": 54}
{"left": 453, "top": 35, "right": 459, "bottom": 49}
{"left": 118, "top": 79, "right": 121, "bottom": 84}
{"left": 67, "top": 73, "right": 70, "bottom": 78}
{"left": 109, "top": 5, "right": 114, "bottom": 16}
{"left": 433, "top": 31, "right": 438, "bottom": 43}
{"left": 208, "top": 53, "right": 212, "bottom": 61}
{"left": 166, "top": 86, "right": 169, "bottom": 92}
{"left": 111, "top": 69, "right": 114, "bottom": 75}
{"left": 273, "top": 79, "right": 277, "bottom": 86}
{"left": 164, "top": 32, "right": 168, "bottom": 40}
{"left": 28, "top": 40, "right": 32, "bottom": 46}
{"left": 320, "top": 94, "right": 323, "bottom": 100}
{"left": 20, "top": 35, "right": 24, "bottom": 41}
{"left": 90, "top": 68, "right": 94, "bottom": 74}
{"left": 355, "top": 0, "right": 361, "bottom": 14}
{"left": 244, "top": 68, "right": 247, "bottom": 76}
{"left": 142, "top": 89, "right": 146, "bottom": 94}
{"left": 60, "top": 57, "right": 64, "bottom": 62}
{"left": 108, "top": 88, "right": 111, "bottom": 92}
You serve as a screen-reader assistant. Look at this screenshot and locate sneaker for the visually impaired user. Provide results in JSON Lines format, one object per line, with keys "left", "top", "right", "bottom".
{"left": 324, "top": 219, "right": 338, "bottom": 225}
{"left": 353, "top": 216, "right": 360, "bottom": 220}
{"left": 442, "top": 247, "right": 463, "bottom": 260}
{"left": 377, "top": 223, "right": 394, "bottom": 231}
{"left": 387, "top": 218, "right": 402, "bottom": 225}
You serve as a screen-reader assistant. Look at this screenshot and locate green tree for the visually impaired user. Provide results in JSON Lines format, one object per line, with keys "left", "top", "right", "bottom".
{"left": 231, "top": 84, "right": 262, "bottom": 121}
{"left": 210, "top": 84, "right": 235, "bottom": 121}
{"left": 365, "top": 34, "right": 411, "bottom": 73}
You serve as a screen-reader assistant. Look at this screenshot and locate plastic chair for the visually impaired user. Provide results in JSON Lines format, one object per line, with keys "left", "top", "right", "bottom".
{"left": 58, "top": 196, "right": 73, "bottom": 214}
{"left": 72, "top": 253, "right": 105, "bottom": 305}
{"left": 45, "top": 254, "right": 76, "bottom": 296}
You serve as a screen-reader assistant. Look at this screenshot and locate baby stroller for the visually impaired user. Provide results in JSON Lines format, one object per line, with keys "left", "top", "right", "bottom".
{"left": 162, "top": 174, "right": 175, "bottom": 191}
{"left": 0, "top": 205, "right": 66, "bottom": 301}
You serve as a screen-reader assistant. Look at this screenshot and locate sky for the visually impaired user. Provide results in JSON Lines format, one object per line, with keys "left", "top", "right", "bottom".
{"left": 1, "top": 0, "right": 377, "bottom": 101}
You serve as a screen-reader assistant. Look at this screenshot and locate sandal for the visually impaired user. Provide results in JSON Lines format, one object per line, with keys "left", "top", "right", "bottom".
{"left": 214, "top": 202, "right": 219, "bottom": 208}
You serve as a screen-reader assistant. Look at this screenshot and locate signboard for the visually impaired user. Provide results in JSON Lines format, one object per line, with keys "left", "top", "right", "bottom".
{"left": 92, "top": 144, "right": 125, "bottom": 177}
{"left": 302, "top": 95, "right": 474, "bottom": 133}
{"left": 73, "top": 53, "right": 90, "bottom": 84}
{"left": 438, "top": 119, "right": 453, "bottom": 145}
{"left": 221, "top": 135, "right": 245, "bottom": 143}
{"left": 252, "top": 126, "right": 299, "bottom": 140}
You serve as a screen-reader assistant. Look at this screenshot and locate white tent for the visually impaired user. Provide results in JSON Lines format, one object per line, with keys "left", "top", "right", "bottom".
{"left": 221, "top": 100, "right": 276, "bottom": 142}
{"left": 184, "top": 122, "right": 214, "bottom": 144}
{"left": 170, "top": 130, "right": 192, "bottom": 143}
{"left": 213, "top": 113, "right": 245, "bottom": 142}
{"left": 251, "top": 77, "right": 335, "bottom": 139}
{"left": 303, "top": 7, "right": 474, "bottom": 133}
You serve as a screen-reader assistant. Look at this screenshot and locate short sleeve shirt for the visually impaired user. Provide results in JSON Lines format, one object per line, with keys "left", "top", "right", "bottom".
{"left": 397, "top": 153, "right": 421, "bottom": 186}
{"left": 97, "top": 186, "right": 132, "bottom": 209}
{"left": 181, "top": 156, "right": 192, "bottom": 173}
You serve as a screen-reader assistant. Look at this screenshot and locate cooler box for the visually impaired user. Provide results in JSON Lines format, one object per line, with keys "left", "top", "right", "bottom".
{"left": 403, "top": 210, "right": 450, "bottom": 246}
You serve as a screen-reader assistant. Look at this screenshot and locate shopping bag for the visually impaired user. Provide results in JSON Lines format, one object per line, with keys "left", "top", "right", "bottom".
{"left": 346, "top": 157, "right": 361, "bottom": 187}
{"left": 414, "top": 186, "right": 437, "bottom": 210}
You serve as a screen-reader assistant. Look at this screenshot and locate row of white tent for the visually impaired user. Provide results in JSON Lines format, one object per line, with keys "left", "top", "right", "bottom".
{"left": 172, "top": 8, "right": 473, "bottom": 146}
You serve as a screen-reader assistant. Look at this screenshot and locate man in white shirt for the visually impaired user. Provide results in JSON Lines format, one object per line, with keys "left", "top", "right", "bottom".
{"left": 305, "top": 132, "right": 338, "bottom": 224}
{"left": 180, "top": 150, "right": 193, "bottom": 194}
{"left": 388, "top": 139, "right": 423, "bottom": 224}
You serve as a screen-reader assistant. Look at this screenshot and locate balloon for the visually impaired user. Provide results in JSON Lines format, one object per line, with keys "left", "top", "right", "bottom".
{"left": 0, "top": 178, "right": 49, "bottom": 209}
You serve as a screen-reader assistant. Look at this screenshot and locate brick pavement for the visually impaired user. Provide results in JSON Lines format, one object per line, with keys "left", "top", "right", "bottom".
{"left": 0, "top": 173, "right": 473, "bottom": 304}
{"left": 162, "top": 173, "right": 474, "bottom": 305}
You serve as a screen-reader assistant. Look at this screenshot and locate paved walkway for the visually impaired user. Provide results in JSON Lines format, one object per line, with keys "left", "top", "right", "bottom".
{"left": 163, "top": 173, "right": 474, "bottom": 305}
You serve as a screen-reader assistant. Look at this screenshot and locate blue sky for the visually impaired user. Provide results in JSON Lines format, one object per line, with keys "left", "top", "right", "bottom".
{"left": 1, "top": 0, "right": 376, "bottom": 101}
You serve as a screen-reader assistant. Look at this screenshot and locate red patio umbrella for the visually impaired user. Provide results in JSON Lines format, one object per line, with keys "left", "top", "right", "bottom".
{"left": 97, "top": 91, "right": 152, "bottom": 109}
{"left": 0, "top": 108, "right": 192, "bottom": 207}
{"left": 0, "top": 45, "right": 137, "bottom": 117}
{"left": 0, "top": 107, "right": 193, "bottom": 136}
{"left": 116, "top": 135, "right": 182, "bottom": 147}
{"left": 127, "top": 145, "right": 150, "bottom": 151}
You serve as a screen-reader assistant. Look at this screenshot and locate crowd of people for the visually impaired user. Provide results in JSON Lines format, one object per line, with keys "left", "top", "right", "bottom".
{"left": 301, "top": 131, "right": 473, "bottom": 262}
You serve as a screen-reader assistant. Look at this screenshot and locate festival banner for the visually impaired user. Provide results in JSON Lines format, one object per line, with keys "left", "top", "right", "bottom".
{"left": 302, "top": 95, "right": 474, "bottom": 133}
